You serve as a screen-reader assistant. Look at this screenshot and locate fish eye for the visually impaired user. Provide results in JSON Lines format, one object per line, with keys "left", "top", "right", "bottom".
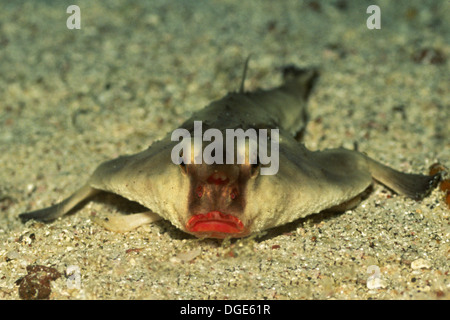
{"left": 230, "top": 189, "right": 238, "bottom": 200}
{"left": 179, "top": 160, "right": 187, "bottom": 174}
{"left": 251, "top": 162, "right": 260, "bottom": 177}
{"left": 178, "top": 150, "right": 187, "bottom": 174}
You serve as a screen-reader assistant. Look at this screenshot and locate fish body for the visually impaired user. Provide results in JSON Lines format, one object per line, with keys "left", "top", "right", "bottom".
{"left": 20, "top": 66, "right": 440, "bottom": 238}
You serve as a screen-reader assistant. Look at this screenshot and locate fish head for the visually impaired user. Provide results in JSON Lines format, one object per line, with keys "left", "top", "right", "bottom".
{"left": 180, "top": 162, "right": 258, "bottom": 238}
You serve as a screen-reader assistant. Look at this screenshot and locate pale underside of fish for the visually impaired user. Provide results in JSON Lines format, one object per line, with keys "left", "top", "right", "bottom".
{"left": 19, "top": 65, "right": 441, "bottom": 238}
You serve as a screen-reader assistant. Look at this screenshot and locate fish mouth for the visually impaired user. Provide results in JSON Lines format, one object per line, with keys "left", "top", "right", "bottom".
{"left": 186, "top": 211, "right": 247, "bottom": 238}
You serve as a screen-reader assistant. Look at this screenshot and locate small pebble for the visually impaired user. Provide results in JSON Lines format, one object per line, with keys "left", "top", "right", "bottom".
{"left": 411, "top": 258, "right": 431, "bottom": 270}
{"left": 170, "top": 248, "right": 201, "bottom": 263}
{"left": 6, "top": 250, "right": 20, "bottom": 261}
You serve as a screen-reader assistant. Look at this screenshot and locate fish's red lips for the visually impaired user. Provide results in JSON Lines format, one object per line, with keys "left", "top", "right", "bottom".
{"left": 186, "top": 211, "right": 247, "bottom": 238}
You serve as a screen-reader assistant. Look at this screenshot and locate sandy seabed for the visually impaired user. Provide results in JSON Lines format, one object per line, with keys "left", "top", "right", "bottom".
{"left": 0, "top": 0, "right": 448, "bottom": 300}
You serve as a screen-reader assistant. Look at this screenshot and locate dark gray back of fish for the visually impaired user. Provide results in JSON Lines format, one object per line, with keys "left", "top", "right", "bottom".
{"left": 180, "top": 66, "right": 319, "bottom": 138}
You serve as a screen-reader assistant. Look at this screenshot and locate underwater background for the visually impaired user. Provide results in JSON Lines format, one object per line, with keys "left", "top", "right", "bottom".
{"left": 0, "top": 0, "right": 448, "bottom": 299}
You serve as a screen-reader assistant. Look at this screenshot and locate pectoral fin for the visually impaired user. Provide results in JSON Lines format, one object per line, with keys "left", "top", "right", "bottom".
{"left": 310, "top": 147, "right": 441, "bottom": 200}
{"left": 365, "top": 156, "right": 441, "bottom": 200}
{"left": 92, "top": 211, "right": 162, "bottom": 232}
{"left": 19, "top": 184, "right": 99, "bottom": 223}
